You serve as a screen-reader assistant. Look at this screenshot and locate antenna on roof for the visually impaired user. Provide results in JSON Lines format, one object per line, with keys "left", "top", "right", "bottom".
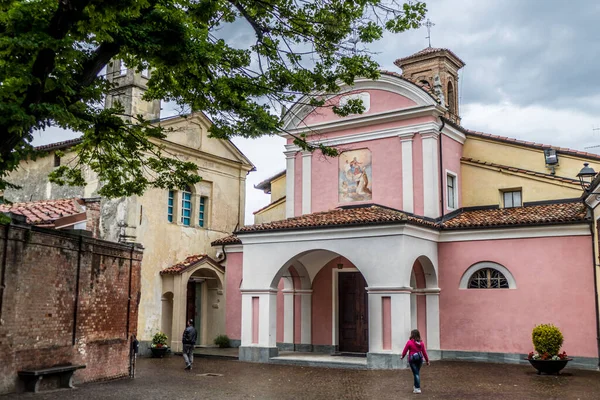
{"left": 583, "top": 126, "right": 600, "bottom": 151}
{"left": 421, "top": 18, "right": 435, "bottom": 48}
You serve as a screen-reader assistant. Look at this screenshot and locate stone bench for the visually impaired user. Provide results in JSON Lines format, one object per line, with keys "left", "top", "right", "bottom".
{"left": 18, "top": 364, "right": 86, "bottom": 393}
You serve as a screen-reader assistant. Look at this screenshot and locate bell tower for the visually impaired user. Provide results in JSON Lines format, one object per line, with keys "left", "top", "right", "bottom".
{"left": 394, "top": 47, "right": 465, "bottom": 124}
{"left": 105, "top": 59, "right": 161, "bottom": 122}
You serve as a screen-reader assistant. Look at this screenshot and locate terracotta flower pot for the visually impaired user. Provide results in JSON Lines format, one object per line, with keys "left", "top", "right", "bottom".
{"left": 527, "top": 358, "right": 572, "bottom": 375}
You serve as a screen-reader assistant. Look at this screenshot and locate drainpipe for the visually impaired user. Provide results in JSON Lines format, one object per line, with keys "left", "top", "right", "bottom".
{"left": 126, "top": 244, "right": 134, "bottom": 339}
{"left": 584, "top": 201, "right": 600, "bottom": 368}
{"left": 438, "top": 119, "right": 446, "bottom": 220}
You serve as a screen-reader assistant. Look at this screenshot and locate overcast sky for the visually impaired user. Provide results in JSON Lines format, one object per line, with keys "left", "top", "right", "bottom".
{"left": 31, "top": 0, "right": 600, "bottom": 224}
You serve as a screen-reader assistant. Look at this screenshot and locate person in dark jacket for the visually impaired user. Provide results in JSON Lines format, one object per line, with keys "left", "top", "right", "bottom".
{"left": 182, "top": 319, "right": 197, "bottom": 370}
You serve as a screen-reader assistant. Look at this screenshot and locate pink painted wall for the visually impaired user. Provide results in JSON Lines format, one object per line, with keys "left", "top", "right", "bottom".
{"left": 302, "top": 89, "right": 418, "bottom": 126}
{"left": 441, "top": 135, "right": 463, "bottom": 213}
{"left": 413, "top": 260, "right": 428, "bottom": 344}
{"left": 310, "top": 137, "right": 403, "bottom": 213}
{"left": 252, "top": 297, "right": 259, "bottom": 344}
{"left": 439, "top": 235, "right": 597, "bottom": 357}
{"left": 311, "top": 260, "right": 335, "bottom": 345}
{"left": 382, "top": 297, "right": 392, "bottom": 350}
{"left": 291, "top": 267, "right": 302, "bottom": 344}
{"left": 412, "top": 134, "right": 424, "bottom": 216}
{"left": 225, "top": 252, "right": 243, "bottom": 341}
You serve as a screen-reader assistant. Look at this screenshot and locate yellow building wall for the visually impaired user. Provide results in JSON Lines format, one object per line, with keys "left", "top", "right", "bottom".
{"left": 270, "top": 175, "right": 286, "bottom": 200}
{"left": 461, "top": 163, "right": 582, "bottom": 207}
{"left": 463, "top": 136, "right": 600, "bottom": 179}
{"left": 254, "top": 200, "right": 286, "bottom": 224}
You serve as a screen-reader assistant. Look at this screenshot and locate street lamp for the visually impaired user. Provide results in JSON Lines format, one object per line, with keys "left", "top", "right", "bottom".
{"left": 577, "top": 163, "right": 597, "bottom": 191}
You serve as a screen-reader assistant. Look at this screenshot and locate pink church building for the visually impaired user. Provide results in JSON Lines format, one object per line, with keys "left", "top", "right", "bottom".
{"left": 211, "top": 47, "right": 600, "bottom": 369}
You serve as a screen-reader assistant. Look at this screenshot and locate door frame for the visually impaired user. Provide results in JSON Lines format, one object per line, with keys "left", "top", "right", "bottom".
{"left": 331, "top": 267, "right": 365, "bottom": 348}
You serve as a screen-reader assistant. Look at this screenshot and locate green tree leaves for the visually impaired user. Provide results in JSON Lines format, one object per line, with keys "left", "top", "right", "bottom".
{"left": 0, "top": 0, "right": 426, "bottom": 198}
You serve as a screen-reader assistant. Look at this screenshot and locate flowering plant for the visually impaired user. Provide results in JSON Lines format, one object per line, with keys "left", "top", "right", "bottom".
{"left": 527, "top": 324, "right": 568, "bottom": 361}
{"left": 151, "top": 332, "right": 169, "bottom": 348}
{"left": 528, "top": 351, "right": 568, "bottom": 361}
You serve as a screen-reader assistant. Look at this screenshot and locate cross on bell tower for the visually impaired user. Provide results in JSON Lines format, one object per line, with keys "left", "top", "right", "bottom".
{"left": 422, "top": 18, "right": 435, "bottom": 48}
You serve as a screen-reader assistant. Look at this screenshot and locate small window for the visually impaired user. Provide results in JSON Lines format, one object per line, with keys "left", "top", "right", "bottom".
{"left": 468, "top": 268, "right": 509, "bottom": 289}
{"left": 120, "top": 60, "right": 128, "bottom": 76}
{"left": 167, "top": 190, "right": 174, "bottom": 222}
{"left": 181, "top": 187, "right": 192, "bottom": 226}
{"left": 503, "top": 190, "right": 522, "bottom": 208}
{"left": 447, "top": 174, "right": 456, "bottom": 209}
{"left": 198, "top": 196, "right": 207, "bottom": 227}
{"left": 53, "top": 153, "right": 61, "bottom": 167}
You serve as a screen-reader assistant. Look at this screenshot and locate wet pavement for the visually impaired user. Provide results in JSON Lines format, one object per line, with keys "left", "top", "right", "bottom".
{"left": 3, "top": 355, "right": 600, "bottom": 399}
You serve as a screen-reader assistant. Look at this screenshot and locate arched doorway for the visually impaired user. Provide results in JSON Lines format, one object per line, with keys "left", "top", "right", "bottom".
{"left": 409, "top": 255, "right": 440, "bottom": 351}
{"left": 186, "top": 268, "right": 223, "bottom": 345}
{"left": 161, "top": 292, "right": 174, "bottom": 347}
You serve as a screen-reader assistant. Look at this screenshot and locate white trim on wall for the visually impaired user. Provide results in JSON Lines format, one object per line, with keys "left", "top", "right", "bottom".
{"left": 445, "top": 169, "right": 458, "bottom": 211}
{"left": 285, "top": 151, "right": 296, "bottom": 218}
{"left": 459, "top": 261, "right": 517, "bottom": 289}
{"left": 400, "top": 134, "right": 414, "bottom": 213}
{"left": 302, "top": 151, "right": 312, "bottom": 214}
{"left": 422, "top": 132, "right": 440, "bottom": 218}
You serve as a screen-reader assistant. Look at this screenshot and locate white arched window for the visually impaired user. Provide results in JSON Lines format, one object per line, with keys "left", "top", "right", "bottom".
{"left": 459, "top": 262, "right": 516, "bottom": 289}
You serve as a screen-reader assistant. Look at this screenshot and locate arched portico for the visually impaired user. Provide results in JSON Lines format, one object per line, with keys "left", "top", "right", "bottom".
{"left": 237, "top": 227, "right": 438, "bottom": 369}
{"left": 160, "top": 255, "right": 225, "bottom": 352}
{"left": 409, "top": 255, "right": 441, "bottom": 355}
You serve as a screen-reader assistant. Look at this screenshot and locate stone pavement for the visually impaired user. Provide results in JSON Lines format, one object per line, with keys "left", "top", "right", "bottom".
{"left": 3, "top": 356, "right": 600, "bottom": 399}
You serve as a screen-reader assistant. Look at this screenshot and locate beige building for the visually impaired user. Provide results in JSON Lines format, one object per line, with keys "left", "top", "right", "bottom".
{"left": 5, "top": 61, "right": 255, "bottom": 351}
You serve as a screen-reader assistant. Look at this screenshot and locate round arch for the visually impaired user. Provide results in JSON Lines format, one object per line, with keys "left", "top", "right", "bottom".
{"left": 282, "top": 74, "right": 439, "bottom": 130}
{"left": 410, "top": 255, "right": 438, "bottom": 289}
{"left": 459, "top": 261, "right": 517, "bottom": 289}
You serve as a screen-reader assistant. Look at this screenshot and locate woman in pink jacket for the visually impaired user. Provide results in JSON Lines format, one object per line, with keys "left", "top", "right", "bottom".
{"left": 401, "top": 329, "right": 430, "bottom": 394}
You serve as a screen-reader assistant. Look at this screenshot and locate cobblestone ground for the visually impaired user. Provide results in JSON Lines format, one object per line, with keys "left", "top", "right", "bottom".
{"left": 4, "top": 356, "right": 600, "bottom": 399}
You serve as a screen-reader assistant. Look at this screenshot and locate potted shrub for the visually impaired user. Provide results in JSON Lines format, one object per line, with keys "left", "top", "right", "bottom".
{"left": 150, "top": 332, "right": 169, "bottom": 358}
{"left": 214, "top": 334, "right": 231, "bottom": 348}
{"left": 527, "top": 324, "right": 572, "bottom": 375}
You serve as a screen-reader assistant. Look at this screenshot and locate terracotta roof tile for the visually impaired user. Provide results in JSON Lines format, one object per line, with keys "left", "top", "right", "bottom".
{"left": 230, "top": 201, "right": 586, "bottom": 237}
{"left": 34, "top": 138, "right": 83, "bottom": 152}
{"left": 441, "top": 201, "right": 586, "bottom": 229}
{"left": 160, "top": 254, "right": 221, "bottom": 275}
{"left": 0, "top": 198, "right": 83, "bottom": 225}
{"left": 211, "top": 235, "right": 242, "bottom": 246}
{"left": 461, "top": 158, "right": 581, "bottom": 185}
{"left": 237, "top": 205, "right": 437, "bottom": 233}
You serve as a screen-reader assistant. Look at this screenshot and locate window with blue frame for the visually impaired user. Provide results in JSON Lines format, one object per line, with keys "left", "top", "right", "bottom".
{"left": 199, "top": 197, "right": 207, "bottom": 227}
{"left": 181, "top": 187, "right": 192, "bottom": 226}
{"left": 167, "top": 190, "right": 174, "bottom": 222}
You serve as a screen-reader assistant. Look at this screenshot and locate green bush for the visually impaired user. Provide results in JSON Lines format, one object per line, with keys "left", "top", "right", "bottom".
{"left": 532, "top": 324, "right": 563, "bottom": 356}
{"left": 214, "top": 334, "right": 230, "bottom": 348}
{"left": 151, "top": 332, "right": 169, "bottom": 348}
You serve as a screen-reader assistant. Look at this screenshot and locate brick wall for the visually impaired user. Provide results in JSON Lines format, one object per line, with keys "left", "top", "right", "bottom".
{"left": 0, "top": 216, "right": 143, "bottom": 394}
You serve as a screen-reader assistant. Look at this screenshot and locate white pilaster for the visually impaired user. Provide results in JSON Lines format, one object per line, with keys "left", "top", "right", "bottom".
{"left": 240, "top": 289, "right": 278, "bottom": 348}
{"left": 367, "top": 288, "right": 412, "bottom": 354}
{"left": 282, "top": 289, "right": 295, "bottom": 343}
{"left": 399, "top": 134, "right": 414, "bottom": 213}
{"left": 285, "top": 151, "right": 296, "bottom": 218}
{"left": 301, "top": 151, "right": 312, "bottom": 214}
{"left": 297, "top": 289, "right": 312, "bottom": 344}
{"left": 421, "top": 132, "right": 440, "bottom": 218}
{"left": 425, "top": 292, "right": 440, "bottom": 350}
{"left": 240, "top": 293, "right": 254, "bottom": 346}
{"left": 259, "top": 291, "right": 278, "bottom": 347}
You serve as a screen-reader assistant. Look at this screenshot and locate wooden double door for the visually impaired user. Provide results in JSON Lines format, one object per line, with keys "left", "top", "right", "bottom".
{"left": 338, "top": 272, "right": 369, "bottom": 353}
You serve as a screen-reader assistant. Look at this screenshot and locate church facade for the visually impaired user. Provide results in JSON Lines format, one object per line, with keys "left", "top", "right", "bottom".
{"left": 214, "top": 47, "right": 600, "bottom": 369}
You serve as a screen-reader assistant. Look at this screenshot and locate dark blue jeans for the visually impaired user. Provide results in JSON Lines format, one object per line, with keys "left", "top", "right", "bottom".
{"left": 409, "top": 360, "right": 423, "bottom": 389}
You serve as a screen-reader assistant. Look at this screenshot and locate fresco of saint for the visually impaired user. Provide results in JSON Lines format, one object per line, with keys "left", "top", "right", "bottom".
{"left": 339, "top": 149, "right": 372, "bottom": 202}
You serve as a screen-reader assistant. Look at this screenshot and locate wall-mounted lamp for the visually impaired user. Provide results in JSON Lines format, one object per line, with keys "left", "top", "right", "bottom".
{"left": 337, "top": 256, "right": 344, "bottom": 270}
{"left": 577, "top": 163, "right": 597, "bottom": 191}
